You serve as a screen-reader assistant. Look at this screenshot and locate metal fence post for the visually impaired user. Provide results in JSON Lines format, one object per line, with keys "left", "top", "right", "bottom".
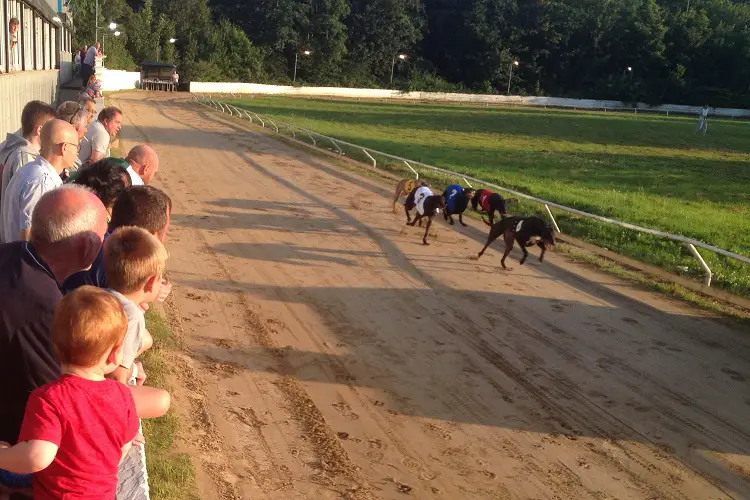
{"left": 686, "top": 244, "right": 712, "bottom": 287}
{"left": 544, "top": 204, "right": 561, "bottom": 233}
{"left": 403, "top": 161, "right": 418, "bottom": 179}
{"left": 253, "top": 113, "right": 265, "bottom": 127}
{"left": 330, "top": 139, "right": 343, "bottom": 154}
{"left": 266, "top": 118, "right": 279, "bottom": 132}
{"left": 461, "top": 177, "right": 473, "bottom": 188}
{"left": 362, "top": 149, "right": 377, "bottom": 168}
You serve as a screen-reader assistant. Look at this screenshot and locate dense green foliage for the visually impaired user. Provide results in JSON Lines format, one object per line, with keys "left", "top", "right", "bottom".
{"left": 226, "top": 96, "right": 750, "bottom": 294}
{"left": 69, "top": 0, "right": 750, "bottom": 105}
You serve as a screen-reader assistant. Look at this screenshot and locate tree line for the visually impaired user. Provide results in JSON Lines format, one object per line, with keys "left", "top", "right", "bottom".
{"left": 69, "top": 0, "right": 750, "bottom": 106}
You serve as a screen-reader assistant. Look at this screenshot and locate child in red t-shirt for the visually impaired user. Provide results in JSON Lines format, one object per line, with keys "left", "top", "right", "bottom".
{"left": 0, "top": 287, "right": 140, "bottom": 499}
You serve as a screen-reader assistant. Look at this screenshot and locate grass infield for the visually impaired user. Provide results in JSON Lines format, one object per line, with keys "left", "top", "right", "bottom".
{"left": 228, "top": 97, "right": 750, "bottom": 296}
{"left": 142, "top": 309, "right": 198, "bottom": 500}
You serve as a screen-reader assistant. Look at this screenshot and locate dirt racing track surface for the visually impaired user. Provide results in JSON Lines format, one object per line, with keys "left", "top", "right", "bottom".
{"left": 112, "top": 92, "right": 750, "bottom": 500}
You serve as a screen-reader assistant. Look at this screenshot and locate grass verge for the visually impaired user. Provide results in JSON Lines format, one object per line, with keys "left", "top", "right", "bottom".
{"left": 142, "top": 309, "right": 199, "bottom": 500}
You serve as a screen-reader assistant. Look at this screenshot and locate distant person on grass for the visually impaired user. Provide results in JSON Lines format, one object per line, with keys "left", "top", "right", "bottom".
{"left": 104, "top": 227, "right": 169, "bottom": 386}
{"left": 695, "top": 104, "right": 709, "bottom": 135}
{"left": 78, "top": 107, "right": 123, "bottom": 167}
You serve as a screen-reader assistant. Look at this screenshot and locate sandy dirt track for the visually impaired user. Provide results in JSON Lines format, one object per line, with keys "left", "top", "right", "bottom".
{"left": 111, "top": 92, "right": 750, "bottom": 500}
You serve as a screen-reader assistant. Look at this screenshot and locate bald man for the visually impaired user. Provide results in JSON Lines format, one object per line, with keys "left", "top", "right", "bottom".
{"left": 117, "top": 144, "right": 159, "bottom": 185}
{"left": 0, "top": 186, "right": 108, "bottom": 446}
{"left": 0, "top": 119, "right": 79, "bottom": 243}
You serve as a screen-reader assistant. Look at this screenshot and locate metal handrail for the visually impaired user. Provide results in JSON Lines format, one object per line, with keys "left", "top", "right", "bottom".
{"left": 192, "top": 95, "right": 750, "bottom": 285}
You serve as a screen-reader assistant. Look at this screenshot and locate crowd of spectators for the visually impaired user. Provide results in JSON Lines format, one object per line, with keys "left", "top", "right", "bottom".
{"left": 0, "top": 97, "right": 172, "bottom": 499}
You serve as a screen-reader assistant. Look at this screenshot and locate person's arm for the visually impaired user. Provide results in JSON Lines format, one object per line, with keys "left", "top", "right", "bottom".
{"left": 129, "top": 386, "right": 171, "bottom": 419}
{"left": 110, "top": 365, "right": 132, "bottom": 384}
{"left": 119, "top": 440, "right": 133, "bottom": 465}
{"left": 138, "top": 329, "right": 153, "bottom": 356}
{"left": 0, "top": 440, "right": 58, "bottom": 473}
{"left": 16, "top": 179, "right": 48, "bottom": 242}
{"left": 88, "top": 150, "right": 106, "bottom": 163}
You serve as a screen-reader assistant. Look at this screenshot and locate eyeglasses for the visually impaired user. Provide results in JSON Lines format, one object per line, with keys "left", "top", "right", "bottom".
{"left": 57, "top": 142, "right": 80, "bottom": 152}
{"left": 67, "top": 103, "right": 84, "bottom": 125}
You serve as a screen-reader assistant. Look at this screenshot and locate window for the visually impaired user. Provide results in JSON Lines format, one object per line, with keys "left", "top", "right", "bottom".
{"left": 1, "top": 0, "right": 6, "bottom": 72}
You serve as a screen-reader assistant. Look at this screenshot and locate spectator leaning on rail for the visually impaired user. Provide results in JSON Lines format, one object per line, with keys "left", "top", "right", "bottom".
{"left": 112, "top": 144, "right": 160, "bottom": 186}
{"left": 78, "top": 107, "right": 123, "bottom": 168}
{"left": 63, "top": 185, "right": 172, "bottom": 298}
{"left": 0, "top": 101, "right": 56, "bottom": 201}
{"left": 0, "top": 187, "right": 108, "bottom": 450}
{"left": 71, "top": 159, "right": 132, "bottom": 215}
{"left": 1, "top": 120, "right": 79, "bottom": 243}
{"left": 55, "top": 101, "right": 91, "bottom": 173}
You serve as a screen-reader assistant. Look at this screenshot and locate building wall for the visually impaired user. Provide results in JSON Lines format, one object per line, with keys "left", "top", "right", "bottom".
{"left": 0, "top": 69, "right": 59, "bottom": 137}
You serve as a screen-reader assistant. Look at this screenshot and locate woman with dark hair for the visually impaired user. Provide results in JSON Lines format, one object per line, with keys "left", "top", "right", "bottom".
{"left": 73, "top": 158, "right": 132, "bottom": 217}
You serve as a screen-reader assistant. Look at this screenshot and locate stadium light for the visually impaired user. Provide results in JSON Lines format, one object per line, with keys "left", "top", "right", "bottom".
{"left": 294, "top": 49, "right": 313, "bottom": 82}
{"left": 109, "top": 22, "right": 117, "bottom": 30}
{"left": 169, "top": 38, "right": 176, "bottom": 44}
{"left": 391, "top": 53, "right": 408, "bottom": 85}
{"left": 507, "top": 60, "right": 519, "bottom": 95}
{"left": 627, "top": 66, "right": 632, "bottom": 71}
{"left": 114, "top": 31, "right": 121, "bottom": 36}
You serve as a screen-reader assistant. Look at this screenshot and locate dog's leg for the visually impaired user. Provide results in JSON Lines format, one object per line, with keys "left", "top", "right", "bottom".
{"left": 459, "top": 212, "right": 467, "bottom": 227}
{"left": 477, "top": 232, "right": 495, "bottom": 258}
{"left": 393, "top": 184, "right": 402, "bottom": 213}
{"left": 409, "top": 214, "right": 422, "bottom": 227}
{"left": 538, "top": 242, "right": 547, "bottom": 263}
{"left": 446, "top": 211, "right": 454, "bottom": 225}
{"left": 500, "top": 232, "right": 515, "bottom": 269}
{"left": 422, "top": 216, "right": 432, "bottom": 245}
{"left": 518, "top": 238, "right": 530, "bottom": 265}
{"left": 404, "top": 205, "right": 412, "bottom": 224}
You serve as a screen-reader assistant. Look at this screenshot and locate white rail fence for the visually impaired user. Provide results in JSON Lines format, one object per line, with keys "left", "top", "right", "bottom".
{"left": 192, "top": 94, "right": 750, "bottom": 288}
{"left": 188, "top": 82, "right": 750, "bottom": 119}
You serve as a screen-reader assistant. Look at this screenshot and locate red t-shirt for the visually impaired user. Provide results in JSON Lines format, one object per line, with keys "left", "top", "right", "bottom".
{"left": 18, "top": 374, "right": 139, "bottom": 499}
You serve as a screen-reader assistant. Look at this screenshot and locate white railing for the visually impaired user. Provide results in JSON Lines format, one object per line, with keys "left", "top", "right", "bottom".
{"left": 193, "top": 94, "right": 750, "bottom": 287}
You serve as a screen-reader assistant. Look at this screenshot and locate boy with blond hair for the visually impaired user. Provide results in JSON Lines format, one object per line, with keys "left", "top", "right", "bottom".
{"left": 104, "top": 226, "right": 168, "bottom": 385}
{"left": 0, "top": 287, "right": 140, "bottom": 498}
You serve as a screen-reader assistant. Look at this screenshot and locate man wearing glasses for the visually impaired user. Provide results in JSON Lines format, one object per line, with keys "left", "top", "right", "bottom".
{"left": 55, "top": 101, "right": 91, "bottom": 174}
{"left": 0, "top": 120, "right": 80, "bottom": 243}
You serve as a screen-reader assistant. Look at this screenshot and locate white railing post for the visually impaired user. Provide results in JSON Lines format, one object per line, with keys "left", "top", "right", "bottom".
{"left": 362, "top": 149, "right": 377, "bottom": 168}
{"left": 403, "top": 161, "right": 418, "bottom": 179}
{"left": 330, "top": 139, "right": 343, "bottom": 154}
{"left": 686, "top": 244, "right": 712, "bottom": 287}
{"left": 266, "top": 118, "right": 279, "bottom": 132}
{"left": 544, "top": 204, "right": 561, "bottom": 233}
{"left": 306, "top": 132, "right": 316, "bottom": 146}
{"left": 462, "top": 177, "right": 473, "bottom": 188}
{"left": 253, "top": 113, "right": 265, "bottom": 127}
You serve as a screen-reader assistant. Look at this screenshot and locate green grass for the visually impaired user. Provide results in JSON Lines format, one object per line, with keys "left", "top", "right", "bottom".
{"left": 227, "top": 97, "right": 750, "bottom": 295}
{"left": 142, "top": 309, "right": 198, "bottom": 500}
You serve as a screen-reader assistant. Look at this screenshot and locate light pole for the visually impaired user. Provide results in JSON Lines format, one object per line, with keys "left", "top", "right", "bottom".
{"left": 102, "top": 30, "right": 120, "bottom": 52}
{"left": 390, "top": 53, "right": 407, "bottom": 85}
{"left": 293, "top": 49, "right": 312, "bottom": 83}
{"left": 623, "top": 66, "right": 632, "bottom": 77}
{"left": 507, "top": 60, "right": 519, "bottom": 95}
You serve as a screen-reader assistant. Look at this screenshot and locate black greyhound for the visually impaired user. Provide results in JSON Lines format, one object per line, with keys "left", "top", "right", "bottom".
{"left": 443, "top": 184, "right": 476, "bottom": 227}
{"left": 408, "top": 195, "right": 446, "bottom": 245}
{"left": 471, "top": 189, "right": 509, "bottom": 226}
{"left": 476, "top": 216, "right": 556, "bottom": 269}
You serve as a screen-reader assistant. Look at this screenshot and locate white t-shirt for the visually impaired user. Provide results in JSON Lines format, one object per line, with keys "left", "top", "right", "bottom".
{"left": 84, "top": 45, "right": 97, "bottom": 66}
{"left": 108, "top": 290, "right": 146, "bottom": 369}
{"left": 78, "top": 120, "right": 110, "bottom": 165}
{"left": 414, "top": 186, "right": 433, "bottom": 215}
{"left": 127, "top": 165, "right": 144, "bottom": 186}
{"left": 701, "top": 107, "right": 709, "bottom": 118}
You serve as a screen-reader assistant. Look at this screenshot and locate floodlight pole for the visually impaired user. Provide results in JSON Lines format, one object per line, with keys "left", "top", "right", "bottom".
{"left": 293, "top": 52, "right": 298, "bottom": 82}
{"left": 507, "top": 61, "right": 518, "bottom": 95}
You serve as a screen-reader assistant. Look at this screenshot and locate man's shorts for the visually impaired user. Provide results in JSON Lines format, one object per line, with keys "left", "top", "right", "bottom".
{"left": 0, "top": 468, "right": 32, "bottom": 488}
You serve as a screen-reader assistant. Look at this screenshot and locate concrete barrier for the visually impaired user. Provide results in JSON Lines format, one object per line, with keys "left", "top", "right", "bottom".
{"left": 101, "top": 69, "right": 141, "bottom": 92}
{"left": 189, "top": 82, "right": 750, "bottom": 118}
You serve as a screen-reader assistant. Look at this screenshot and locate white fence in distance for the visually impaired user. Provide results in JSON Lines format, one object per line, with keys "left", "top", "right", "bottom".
{"left": 193, "top": 95, "right": 750, "bottom": 289}
{"left": 189, "top": 82, "right": 750, "bottom": 118}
